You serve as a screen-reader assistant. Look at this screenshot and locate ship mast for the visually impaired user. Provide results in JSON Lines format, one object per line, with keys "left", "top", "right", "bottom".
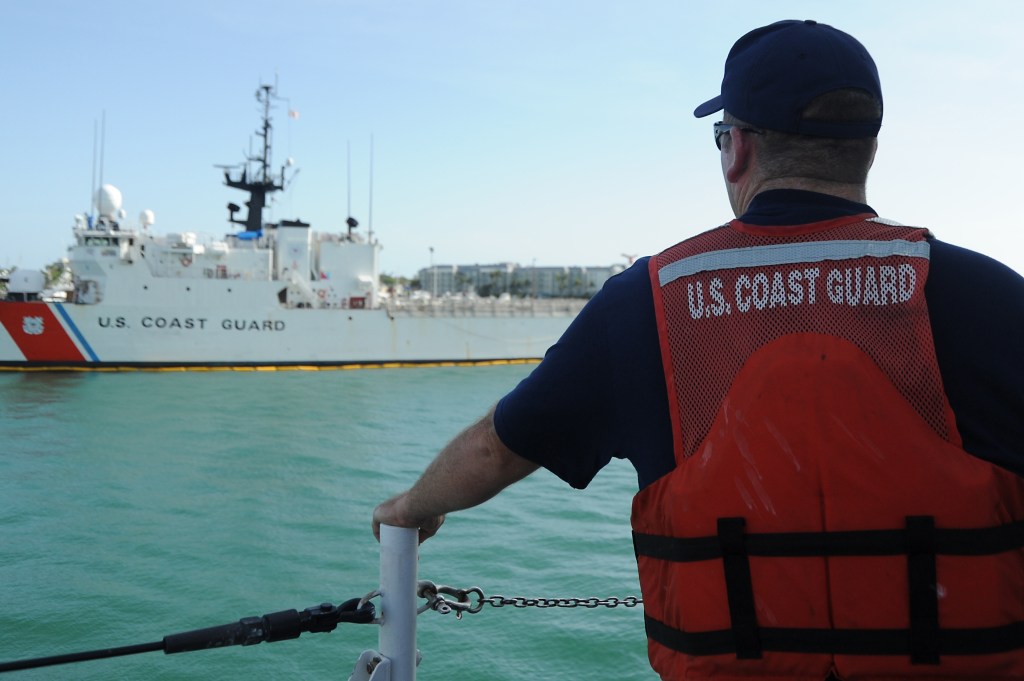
{"left": 222, "top": 84, "right": 287, "bottom": 232}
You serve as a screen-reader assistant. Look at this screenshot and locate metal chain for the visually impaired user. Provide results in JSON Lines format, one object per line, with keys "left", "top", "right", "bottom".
{"left": 479, "top": 595, "right": 643, "bottom": 609}
{"left": 415, "top": 580, "right": 642, "bottom": 619}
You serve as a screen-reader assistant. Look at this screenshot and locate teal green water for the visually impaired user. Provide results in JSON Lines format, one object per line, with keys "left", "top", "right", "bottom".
{"left": 0, "top": 367, "right": 657, "bottom": 680}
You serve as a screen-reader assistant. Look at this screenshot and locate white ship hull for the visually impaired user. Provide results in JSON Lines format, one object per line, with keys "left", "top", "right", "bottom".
{"left": 0, "top": 299, "right": 581, "bottom": 369}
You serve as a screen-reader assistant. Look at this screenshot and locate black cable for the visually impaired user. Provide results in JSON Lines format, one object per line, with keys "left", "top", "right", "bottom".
{"left": 0, "top": 642, "right": 163, "bottom": 673}
{"left": 0, "top": 597, "right": 375, "bottom": 674}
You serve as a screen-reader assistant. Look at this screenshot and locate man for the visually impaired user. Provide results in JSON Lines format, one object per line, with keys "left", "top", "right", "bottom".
{"left": 374, "top": 19, "right": 1024, "bottom": 680}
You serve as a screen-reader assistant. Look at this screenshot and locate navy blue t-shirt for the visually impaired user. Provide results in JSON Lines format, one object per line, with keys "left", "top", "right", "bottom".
{"left": 494, "top": 190, "right": 1024, "bottom": 491}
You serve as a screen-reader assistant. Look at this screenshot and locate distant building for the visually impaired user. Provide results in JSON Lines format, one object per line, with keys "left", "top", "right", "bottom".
{"left": 416, "top": 262, "right": 626, "bottom": 299}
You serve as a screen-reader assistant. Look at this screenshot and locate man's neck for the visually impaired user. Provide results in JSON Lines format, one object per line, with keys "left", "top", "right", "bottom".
{"left": 753, "top": 177, "right": 868, "bottom": 206}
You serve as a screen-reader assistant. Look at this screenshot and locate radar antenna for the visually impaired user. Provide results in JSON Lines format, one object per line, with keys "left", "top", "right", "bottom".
{"left": 220, "top": 84, "right": 295, "bottom": 232}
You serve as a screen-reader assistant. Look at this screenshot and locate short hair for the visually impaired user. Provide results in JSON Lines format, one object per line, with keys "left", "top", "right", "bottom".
{"left": 726, "top": 89, "right": 882, "bottom": 184}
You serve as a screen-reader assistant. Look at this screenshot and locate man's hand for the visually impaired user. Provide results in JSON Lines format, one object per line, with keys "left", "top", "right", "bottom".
{"left": 372, "top": 492, "right": 445, "bottom": 544}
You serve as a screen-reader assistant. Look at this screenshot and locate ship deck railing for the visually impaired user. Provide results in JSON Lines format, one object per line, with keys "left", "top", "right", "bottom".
{"left": 385, "top": 297, "right": 586, "bottom": 317}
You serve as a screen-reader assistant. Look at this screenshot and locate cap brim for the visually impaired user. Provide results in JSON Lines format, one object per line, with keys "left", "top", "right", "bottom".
{"left": 693, "top": 95, "right": 723, "bottom": 118}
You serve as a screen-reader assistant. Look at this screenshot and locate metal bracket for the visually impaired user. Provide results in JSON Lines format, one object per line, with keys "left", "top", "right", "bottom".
{"left": 348, "top": 650, "right": 389, "bottom": 681}
{"left": 347, "top": 649, "right": 421, "bottom": 681}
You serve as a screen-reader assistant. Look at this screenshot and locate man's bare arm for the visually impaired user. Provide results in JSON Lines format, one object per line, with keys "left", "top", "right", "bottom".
{"left": 372, "top": 405, "right": 539, "bottom": 543}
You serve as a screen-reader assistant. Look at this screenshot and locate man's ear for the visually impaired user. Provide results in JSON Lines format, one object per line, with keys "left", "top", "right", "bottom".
{"left": 724, "top": 127, "right": 754, "bottom": 183}
{"left": 866, "top": 137, "right": 878, "bottom": 171}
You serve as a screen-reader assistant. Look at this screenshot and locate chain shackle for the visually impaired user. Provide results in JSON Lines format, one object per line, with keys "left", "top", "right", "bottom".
{"left": 417, "top": 581, "right": 485, "bottom": 619}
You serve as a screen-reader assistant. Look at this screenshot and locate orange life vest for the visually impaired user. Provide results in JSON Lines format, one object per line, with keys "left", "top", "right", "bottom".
{"left": 632, "top": 215, "right": 1024, "bottom": 680}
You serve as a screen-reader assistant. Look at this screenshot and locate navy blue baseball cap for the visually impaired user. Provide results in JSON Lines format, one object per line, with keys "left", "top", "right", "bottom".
{"left": 694, "top": 19, "right": 882, "bottom": 138}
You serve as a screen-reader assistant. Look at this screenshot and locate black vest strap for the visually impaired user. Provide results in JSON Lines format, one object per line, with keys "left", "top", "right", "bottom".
{"left": 645, "top": 616, "right": 1024, "bottom": 657}
{"left": 717, "top": 517, "right": 762, "bottom": 659}
{"left": 906, "top": 516, "right": 940, "bottom": 664}
{"left": 634, "top": 519, "right": 1024, "bottom": 561}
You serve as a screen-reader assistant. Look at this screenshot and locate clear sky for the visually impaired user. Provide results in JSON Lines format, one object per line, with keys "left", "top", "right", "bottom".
{"left": 4, "top": 1, "right": 1023, "bottom": 278}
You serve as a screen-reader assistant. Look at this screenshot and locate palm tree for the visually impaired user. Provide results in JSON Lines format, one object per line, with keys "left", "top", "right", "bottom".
{"left": 44, "top": 260, "right": 69, "bottom": 288}
{"left": 555, "top": 271, "right": 568, "bottom": 296}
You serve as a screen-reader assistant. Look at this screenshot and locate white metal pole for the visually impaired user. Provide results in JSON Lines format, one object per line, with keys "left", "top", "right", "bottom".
{"left": 379, "top": 524, "right": 418, "bottom": 681}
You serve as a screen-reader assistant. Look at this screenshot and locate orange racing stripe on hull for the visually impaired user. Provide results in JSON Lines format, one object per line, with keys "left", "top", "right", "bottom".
{"left": 0, "top": 303, "right": 86, "bottom": 362}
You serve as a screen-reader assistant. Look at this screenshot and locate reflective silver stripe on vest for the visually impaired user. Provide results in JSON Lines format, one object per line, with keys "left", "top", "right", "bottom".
{"left": 658, "top": 239, "right": 931, "bottom": 288}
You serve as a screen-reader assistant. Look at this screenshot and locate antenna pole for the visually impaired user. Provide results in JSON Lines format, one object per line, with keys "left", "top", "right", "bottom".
{"left": 258, "top": 85, "right": 273, "bottom": 184}
{"left": 347, "top": 140, "right": 352, "bottom": 221}
{"left": 98, "top": 111, "right": 106, "bottom": 207}
{"left": 368, "top": 135, "right": 375, "bottom": 241}
{"left": 91, "top": 119, "right": 98, "bottom": 218}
